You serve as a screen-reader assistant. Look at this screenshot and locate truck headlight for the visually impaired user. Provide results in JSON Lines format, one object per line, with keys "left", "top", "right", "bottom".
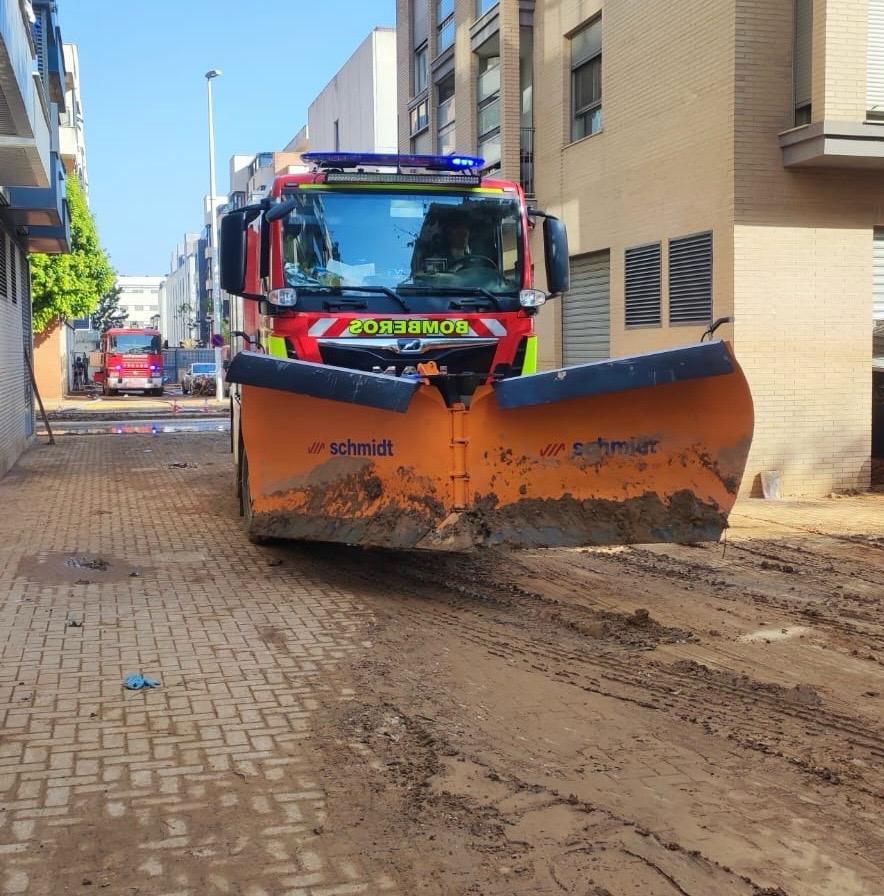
{"left": 519, "top": 288, "right": 547, "bottom": 308}
{"left": 268, "top": 288, "right": 298, "bottom": 307}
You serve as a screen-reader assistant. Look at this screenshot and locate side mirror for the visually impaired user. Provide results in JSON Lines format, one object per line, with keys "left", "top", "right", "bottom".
{"left": 220, "top": 211, "right": 249, "bottom": 295}
{"left": 543, "top": 216, "right": 570, "bottom": 296}
{"left": 265, "top": 198, "right": 299, "bottom": 222}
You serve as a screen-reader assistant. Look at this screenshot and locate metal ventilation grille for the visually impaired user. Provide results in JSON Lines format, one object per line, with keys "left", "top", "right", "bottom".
{"left": 10, "top": 244, "right": 17, "bottom": 304}
{"left": 624, "top": 242, "right": 661, "bottom": 327}
{"left": 874, "top": 228, "right": 884, "bottom": 321}
{"left": 669, "top": 231, "right": 713, "bottom": 324}
{"left": 0, "top": 232, "right": 7, "bottom": 300}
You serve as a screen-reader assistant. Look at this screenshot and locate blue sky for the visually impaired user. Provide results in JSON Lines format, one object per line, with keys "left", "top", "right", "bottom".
{"left": 60, "top": 0, "right": 396, "bottom": 276}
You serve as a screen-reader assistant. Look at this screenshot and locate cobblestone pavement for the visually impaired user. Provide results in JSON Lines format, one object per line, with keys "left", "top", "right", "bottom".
{"left": 0, "top": 433, "right": 395, "bottom": 896}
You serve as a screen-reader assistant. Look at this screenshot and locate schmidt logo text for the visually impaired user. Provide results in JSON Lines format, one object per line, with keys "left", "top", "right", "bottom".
{"left": 329, "top": 438, "right": 395, "bottom": 457}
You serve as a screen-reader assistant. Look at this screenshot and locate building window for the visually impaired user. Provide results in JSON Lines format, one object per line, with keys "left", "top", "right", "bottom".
{"left": 794, "top": 0, "right": 813, "bottom": 124}
{"left": 869, "top": 2, "right": 884, "bottom": 118}
{"left": 476, "top": 34, "right": 501, "bottom": 169}
{"left": 414, "top": 43, "right": 428, "bottom": 95}
{"left": 410, "top": 99, "right": 429, "bottom": 136}
{"left": 669, "top": 232, "right": 713, "bottom": 324}
{"left": 624, "top": 242, "right": 661, "bottom": 327}
{"left": 334, "top": 120, "right": 340, "bottom": 151}
{"left": 437, "top": 0, "right": 455, "bottom": 53}
{"left": 571, "top": 17, "right": 602, "bottom": 141}
{"left": 436, "top": 73, "right": 456, "bottom": 155}
{"left": 412, "top": 130, "right": 432, "bottom": 154}
{"left": 477, "top": 0, "right": 498, "bottom": 16}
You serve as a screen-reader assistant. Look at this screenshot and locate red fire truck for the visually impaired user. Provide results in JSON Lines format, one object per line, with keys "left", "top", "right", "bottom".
{"left": 93, "top": 328, "right": 164, "bottom": 396}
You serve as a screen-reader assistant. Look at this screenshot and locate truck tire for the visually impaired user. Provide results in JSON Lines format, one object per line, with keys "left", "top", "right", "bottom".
{"left": 240, "top": 452, "right": 270, "bottom": 544}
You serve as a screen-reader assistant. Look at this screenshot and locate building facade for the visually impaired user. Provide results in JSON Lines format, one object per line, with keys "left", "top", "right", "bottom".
{"left": 307, "top": 28, "right": 398, "bottom": 153}
{"left": 0, "top": 0, "right": 71, "bottom": 454}
{"left": 397, "top": 0, "right": 884, "bottom": 496}
{"left": 116, "top": 275, "right": 163, "bottom": 330}
{"left": 396, "top": 0, "right": 534, "bottom": 189}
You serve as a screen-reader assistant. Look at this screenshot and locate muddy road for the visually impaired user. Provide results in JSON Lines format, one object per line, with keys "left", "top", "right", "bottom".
{"left": 3, "top": 433, "right": 883, "bottom": 895}
{"left": 283, "top": 494, "right": 884, "bottom": 896}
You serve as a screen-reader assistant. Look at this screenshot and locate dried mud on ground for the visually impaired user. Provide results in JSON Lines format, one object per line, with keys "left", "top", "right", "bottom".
{"left": 285, "top": 496, "right": 884, "bottom": 896}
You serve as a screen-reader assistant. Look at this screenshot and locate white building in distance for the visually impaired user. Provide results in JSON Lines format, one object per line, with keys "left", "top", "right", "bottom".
{"left": 116, "top": 276, "right": 163, "bottom": 330}
{"left": 159, "top": 235, "right": 204, "bottom": 347}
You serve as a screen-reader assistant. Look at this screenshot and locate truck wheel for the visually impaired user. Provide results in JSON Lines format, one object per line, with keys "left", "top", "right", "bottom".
{"left": 240, "top": 452, "right": 270, "bottom": 544}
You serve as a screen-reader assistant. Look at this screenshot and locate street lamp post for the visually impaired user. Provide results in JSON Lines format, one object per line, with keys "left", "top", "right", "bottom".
{"left": 205, "top": 68, "right": 224, "bottom": 401}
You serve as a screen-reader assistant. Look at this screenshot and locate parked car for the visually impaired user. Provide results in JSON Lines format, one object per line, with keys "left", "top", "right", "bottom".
{"left": 182, "top": 362, "right": 226, "bottom": 396}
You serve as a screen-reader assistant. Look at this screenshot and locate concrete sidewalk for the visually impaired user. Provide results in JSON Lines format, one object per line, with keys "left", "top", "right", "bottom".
{"left": 0, "top": 433, "right": 396, "bottom": 896}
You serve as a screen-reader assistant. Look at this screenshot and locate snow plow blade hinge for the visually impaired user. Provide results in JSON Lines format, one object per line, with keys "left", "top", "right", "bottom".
{"left": 226, "top": 351, "right": 418, "bottom": 413}
{"left": 493, "top": 340, "right": 736, "bottom": 410}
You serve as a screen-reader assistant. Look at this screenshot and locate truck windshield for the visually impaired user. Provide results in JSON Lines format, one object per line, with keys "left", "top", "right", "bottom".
{"left": 109, "top": 335, "right": 161, "bottom": 354}
{"left": 191, "top": 364, "right": 215, "bottom": 374}
{"left": 281, "top": 189, "right": 523, "bottom": 297}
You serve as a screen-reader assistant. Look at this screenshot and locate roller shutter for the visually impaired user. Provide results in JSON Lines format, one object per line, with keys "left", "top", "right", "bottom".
{"left": 563, "top": 251, "right": 610, "bottom": 365}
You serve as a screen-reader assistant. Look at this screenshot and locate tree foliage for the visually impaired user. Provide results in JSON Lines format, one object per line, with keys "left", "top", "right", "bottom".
{"left": 91, "top": 284, "right": 128, "bottom": 333}
{"left": 30, "top": 177, "right": 115, "bottom": 333}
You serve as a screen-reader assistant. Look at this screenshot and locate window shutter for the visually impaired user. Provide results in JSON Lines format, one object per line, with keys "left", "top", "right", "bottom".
{"left": 874, "top": 228, "right": 884, "bottom": 321}
{"left": 869, "top": 0, "right": 884, "bottom": 112}
{"left": 624, "top": 243, "right": 661, "bottom": 327}
{"left": 794, "top": 0, "right": 813, "bottom": 109}
{"left": 669, "top": 231, "right": 713, "bottom": 324}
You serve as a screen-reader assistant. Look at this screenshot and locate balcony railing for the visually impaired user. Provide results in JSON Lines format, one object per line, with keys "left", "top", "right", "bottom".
{"left": 520, "top": 127, "right": 535, "bottom": 197}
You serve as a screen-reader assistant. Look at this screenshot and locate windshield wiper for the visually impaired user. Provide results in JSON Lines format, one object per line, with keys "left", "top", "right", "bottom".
{"left": 398, "top": 285, "right": 505, "bottom": 311}
{"left": 294, "top": 285, "right": 410, "bottom": 313}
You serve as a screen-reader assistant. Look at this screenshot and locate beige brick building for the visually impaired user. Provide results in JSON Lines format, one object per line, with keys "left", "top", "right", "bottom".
{"left": 397, "top": 0, "right": 884, "bottom": 495}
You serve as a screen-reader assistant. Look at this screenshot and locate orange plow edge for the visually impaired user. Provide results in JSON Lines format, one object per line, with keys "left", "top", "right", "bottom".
{"left": 228, "top": 340, "right": 754, "bottom": 551}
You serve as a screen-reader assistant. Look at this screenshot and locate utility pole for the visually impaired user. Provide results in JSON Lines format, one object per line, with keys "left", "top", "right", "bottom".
{"left": 205, "top": 69, "right": 224, "bottom": 401}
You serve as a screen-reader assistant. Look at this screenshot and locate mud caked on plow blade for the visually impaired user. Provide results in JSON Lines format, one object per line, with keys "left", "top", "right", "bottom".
{"left": 227, "top": 341, "right": 754, "bottom": 551}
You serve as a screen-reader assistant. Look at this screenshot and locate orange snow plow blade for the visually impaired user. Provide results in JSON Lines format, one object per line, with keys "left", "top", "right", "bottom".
{"left": 230, "top": 341, "right": 753, "bottom": 550}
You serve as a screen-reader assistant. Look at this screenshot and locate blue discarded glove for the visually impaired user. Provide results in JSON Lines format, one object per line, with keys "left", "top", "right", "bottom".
{"left": 124, "top": 673, "right": 160, "bottom": 690}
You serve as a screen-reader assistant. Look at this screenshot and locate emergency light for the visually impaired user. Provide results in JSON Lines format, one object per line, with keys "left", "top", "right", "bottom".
{"left": 303, "top": 152, "right": 485, "bottom": 172}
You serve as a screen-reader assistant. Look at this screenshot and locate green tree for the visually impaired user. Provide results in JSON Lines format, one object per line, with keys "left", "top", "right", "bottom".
{"left": 30, "top": 177, "right": 115, "bottom": 333}
{"left": 91, "top": 284, "right": 128, "bottom": 332}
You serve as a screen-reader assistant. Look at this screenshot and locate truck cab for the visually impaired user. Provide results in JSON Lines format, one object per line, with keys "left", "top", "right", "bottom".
{"left": 221, "top": 152, "right": 569, "bottom": 387}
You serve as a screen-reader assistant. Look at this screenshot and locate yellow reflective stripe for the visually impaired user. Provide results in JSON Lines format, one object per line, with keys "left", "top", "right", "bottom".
{"left": 522, "top": 336, "right": 538, "bottom": 375}
{"left": 297, "top": 183, "right": 506, "bottom": 194}
{"left": 267, "top": 335, "right": 288, "bottom": 358}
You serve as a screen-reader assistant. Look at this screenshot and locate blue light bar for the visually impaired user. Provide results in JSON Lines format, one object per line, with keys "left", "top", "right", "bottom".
{"left": 302, "top": 151, "right": 485, "bottom": 173}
